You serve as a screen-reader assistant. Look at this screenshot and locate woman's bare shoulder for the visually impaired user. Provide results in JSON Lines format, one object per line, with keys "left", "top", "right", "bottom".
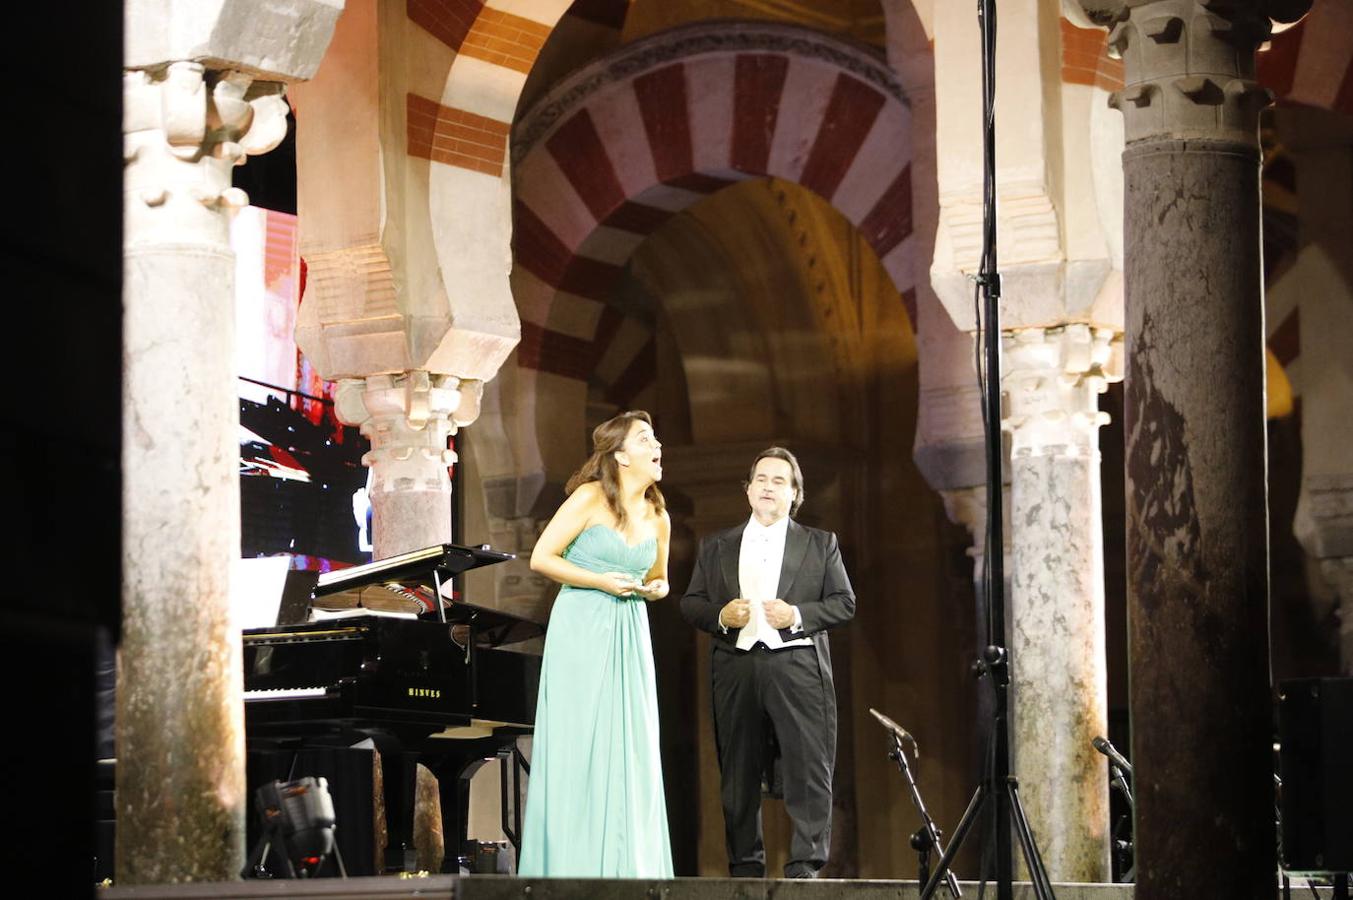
{"left": 563, "top": 481, "right": 610, "bottom": 522}
{"left": 572, "top": 480, "right": 604, "bottom": 499}
{"left": 569, "top": 480, "right": 607, "bottom": 509}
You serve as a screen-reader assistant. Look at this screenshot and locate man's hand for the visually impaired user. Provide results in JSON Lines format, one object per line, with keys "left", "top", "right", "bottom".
{"left": 719, "top": 598, "right": 751, "bottom": 629}
{"left": 763, "top": 598, "right": 796, "bottom": 630}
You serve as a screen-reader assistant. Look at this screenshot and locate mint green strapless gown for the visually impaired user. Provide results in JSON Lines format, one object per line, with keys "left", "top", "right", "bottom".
{"left": 517, "top": 524, "right": 674, "bottom": 878}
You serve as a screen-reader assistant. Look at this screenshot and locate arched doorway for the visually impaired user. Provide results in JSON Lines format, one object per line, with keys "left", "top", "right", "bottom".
{"left": 460, "top": 19, "right": 976, "bottom": 877}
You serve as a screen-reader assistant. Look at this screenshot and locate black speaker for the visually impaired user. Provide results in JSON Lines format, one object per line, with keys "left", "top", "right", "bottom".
{"left": 1279, "top": 677, "right": 1353, "bottom": 872}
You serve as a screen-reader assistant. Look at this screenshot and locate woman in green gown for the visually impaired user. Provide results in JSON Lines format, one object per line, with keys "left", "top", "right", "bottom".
{"left": 517, "top": 410, "right": 674, "bottom": 878}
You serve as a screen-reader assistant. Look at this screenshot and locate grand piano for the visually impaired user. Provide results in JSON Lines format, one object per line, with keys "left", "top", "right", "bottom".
{"left": 242, "top": 543, "right": 542, "bottom": 875}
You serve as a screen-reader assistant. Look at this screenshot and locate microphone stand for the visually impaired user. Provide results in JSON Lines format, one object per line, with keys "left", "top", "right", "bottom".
{"left": 1109, "top": 765, "right": 1133, "bottom": 810}
{"left": 919, "top": 1, "right": 1056, "bottom": 898}
{"left": 870, "top": 709, "right": 961, "bottom": 899}
{"left": 1093, "top": 736, "right": 1134, "bottom": 810}
{"left": 1093, "top": 736, "right": 1135, "bottom": 882}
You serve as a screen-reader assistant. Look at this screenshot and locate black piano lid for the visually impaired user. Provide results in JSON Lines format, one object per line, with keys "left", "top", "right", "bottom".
{"left": 313, "top": 543, "right": 514, "bottom": 598}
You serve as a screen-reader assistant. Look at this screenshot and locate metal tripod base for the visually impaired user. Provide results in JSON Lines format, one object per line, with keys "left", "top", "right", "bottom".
{"left": 920, "top": 773, "right": 1056, "bottom": 900}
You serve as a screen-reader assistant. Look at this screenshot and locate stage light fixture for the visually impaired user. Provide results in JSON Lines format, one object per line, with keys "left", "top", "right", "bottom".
{"left": 243, "top": 776, "right": 345, "bottom": 878}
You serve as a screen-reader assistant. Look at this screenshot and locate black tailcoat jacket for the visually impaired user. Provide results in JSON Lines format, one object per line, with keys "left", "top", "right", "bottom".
{"left": 681, "top": 517, "right": 856, "bottom": 874}
{"left": 680, "top": 518, "right": 856, "bottom": 690}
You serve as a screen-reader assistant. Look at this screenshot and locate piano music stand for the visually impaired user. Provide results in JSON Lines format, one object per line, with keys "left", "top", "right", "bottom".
{"left": 311, "top": 543, "right": 517, "bottom": 625}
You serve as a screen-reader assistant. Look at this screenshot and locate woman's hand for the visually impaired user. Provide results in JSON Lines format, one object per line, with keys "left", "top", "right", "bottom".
{"left": 596, "top": 572, "right": 642, "bottom": 597}
{"left": 634, "top": 579, "right": 669, "bottom": 602}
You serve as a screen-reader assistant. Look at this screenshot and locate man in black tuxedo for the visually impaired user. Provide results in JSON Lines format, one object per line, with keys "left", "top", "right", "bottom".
{"left": 680, "top": 447, "right": 855, "bottom": 878}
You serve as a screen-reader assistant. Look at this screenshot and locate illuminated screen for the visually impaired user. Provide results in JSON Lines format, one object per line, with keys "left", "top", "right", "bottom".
{"left": 233, "top": 207, "right": 370, "bottom": 573}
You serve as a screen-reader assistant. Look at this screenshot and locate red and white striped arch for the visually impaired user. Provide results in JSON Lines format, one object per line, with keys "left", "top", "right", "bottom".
{"left": 1255, "top": 0, "right": 1353, "bottom": 391}
{"left": 405, "top": 0, "right": 572, "bottom": 178}
{"left": 510, "top": 22, "right": 916, "bottom": 390}
{"left": 402, "top": 0, "right": 634, "bottom": 180}
{"left": 1258, "top": 0, "right": 1353, "bottom": 118}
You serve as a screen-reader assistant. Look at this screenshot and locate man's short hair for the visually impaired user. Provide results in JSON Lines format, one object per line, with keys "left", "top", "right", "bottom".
{"left": 746, "top": 446, "right": 805, "bottom": 516}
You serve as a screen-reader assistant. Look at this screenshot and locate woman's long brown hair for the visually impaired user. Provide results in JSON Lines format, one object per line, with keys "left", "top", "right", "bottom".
{"left": 564, "top": 410, "right": 665, "bottom": 532}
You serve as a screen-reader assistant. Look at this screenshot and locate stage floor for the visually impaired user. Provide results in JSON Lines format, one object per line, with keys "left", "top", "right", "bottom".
{"left": 99, "top": 874, "right": 1352, "bottom": 899}
{"left": 100, "top": 875, "right": 1125, "bottom": 899}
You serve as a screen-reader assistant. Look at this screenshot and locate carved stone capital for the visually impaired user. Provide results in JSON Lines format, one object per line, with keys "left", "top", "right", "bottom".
{"left": 1002, "top": 324, "right": 1123, "bottom": 458}
{"left": 124, "top": 63, "right": 292, "bottom": 245}
{"left": 1105, "top": 0, "right": 1275, "bottom": 145}
{"left": 336, "top": 371, "right": 472, "bottom": 497}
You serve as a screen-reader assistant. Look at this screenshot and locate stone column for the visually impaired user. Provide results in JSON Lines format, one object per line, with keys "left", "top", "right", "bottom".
{"left": 1003, "top": 324, "right": 1119, "bottom": 882}
{"left": 1095, "top": 0, "right": 1305, "bottom": 895}
{"left": 118, "top": 2, "right": 340, "bottom": 883}
{"left": 929, "top": 1, "right": 1126, "bottom": 880}
{"left": 335, "top": 372, "right": 483, "bottom": 558}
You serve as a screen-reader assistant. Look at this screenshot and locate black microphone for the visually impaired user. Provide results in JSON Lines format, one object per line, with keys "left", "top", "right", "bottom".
{"left": 869, "top": 708, "right": 918, "bottom": 756}
{"left": 1092, "top": 736, "right": 1132, "bottom": 774}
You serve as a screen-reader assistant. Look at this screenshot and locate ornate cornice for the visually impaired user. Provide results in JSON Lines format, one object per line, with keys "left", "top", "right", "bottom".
{"left": 511, "top": 20, "right": 907, "bottom": 165}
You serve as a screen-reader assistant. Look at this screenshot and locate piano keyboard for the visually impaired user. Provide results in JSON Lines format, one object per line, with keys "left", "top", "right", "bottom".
{"left": 244, "top": 686, "right": 330, "bottom": 700}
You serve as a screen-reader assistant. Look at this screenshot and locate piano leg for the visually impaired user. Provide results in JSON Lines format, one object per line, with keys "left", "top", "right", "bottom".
{"left": 500, "top": 743, "right": 528, "bottom": 860}
{"left": 423, "top": 735, "right": 520, "bottom": 873}
{"left": 356, "top": 732, "right": 420, "bottom": 873}
{"left": 413, "top": 762, "right": 447, "bottom": 873}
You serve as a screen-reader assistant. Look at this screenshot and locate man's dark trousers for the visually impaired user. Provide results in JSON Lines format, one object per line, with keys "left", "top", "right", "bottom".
{"left": 714, "top": 642, "right": 835, "bottom": 877}
{"left": 680, "top": 519, "right": 855, "bottom": 878}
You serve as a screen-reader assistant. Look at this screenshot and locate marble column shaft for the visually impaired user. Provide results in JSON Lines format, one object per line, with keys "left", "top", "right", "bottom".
{"left": 1106, "top": 1, "right": 1285, "bottom": 895}
{"left": 1122, "top": 134, "right": 1274, "bottom": 899}
{"left": 119, "top": 63, "right": 283, "bottom": 883}
{"left": 1004, "top": 324, "right": 1115, "bottom": 883}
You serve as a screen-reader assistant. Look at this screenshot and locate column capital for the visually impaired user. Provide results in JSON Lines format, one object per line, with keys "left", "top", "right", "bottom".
{"left": 335, "top": 371, "right": 481, "bottom": 557}
{"left": 124, "top": 64, "right": 291, "bottom": 245}
{"left": 1103, "top": 0, "right": 1292, "bottom": 145}
{"left": 335, "top": 371, "right": 481, "bottom": 491}
{"left": 1002, "top": 324, "right": 1123, "bottom": 459}
{"left": 124, "top": 63, "right": 290, "bottom": 164}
